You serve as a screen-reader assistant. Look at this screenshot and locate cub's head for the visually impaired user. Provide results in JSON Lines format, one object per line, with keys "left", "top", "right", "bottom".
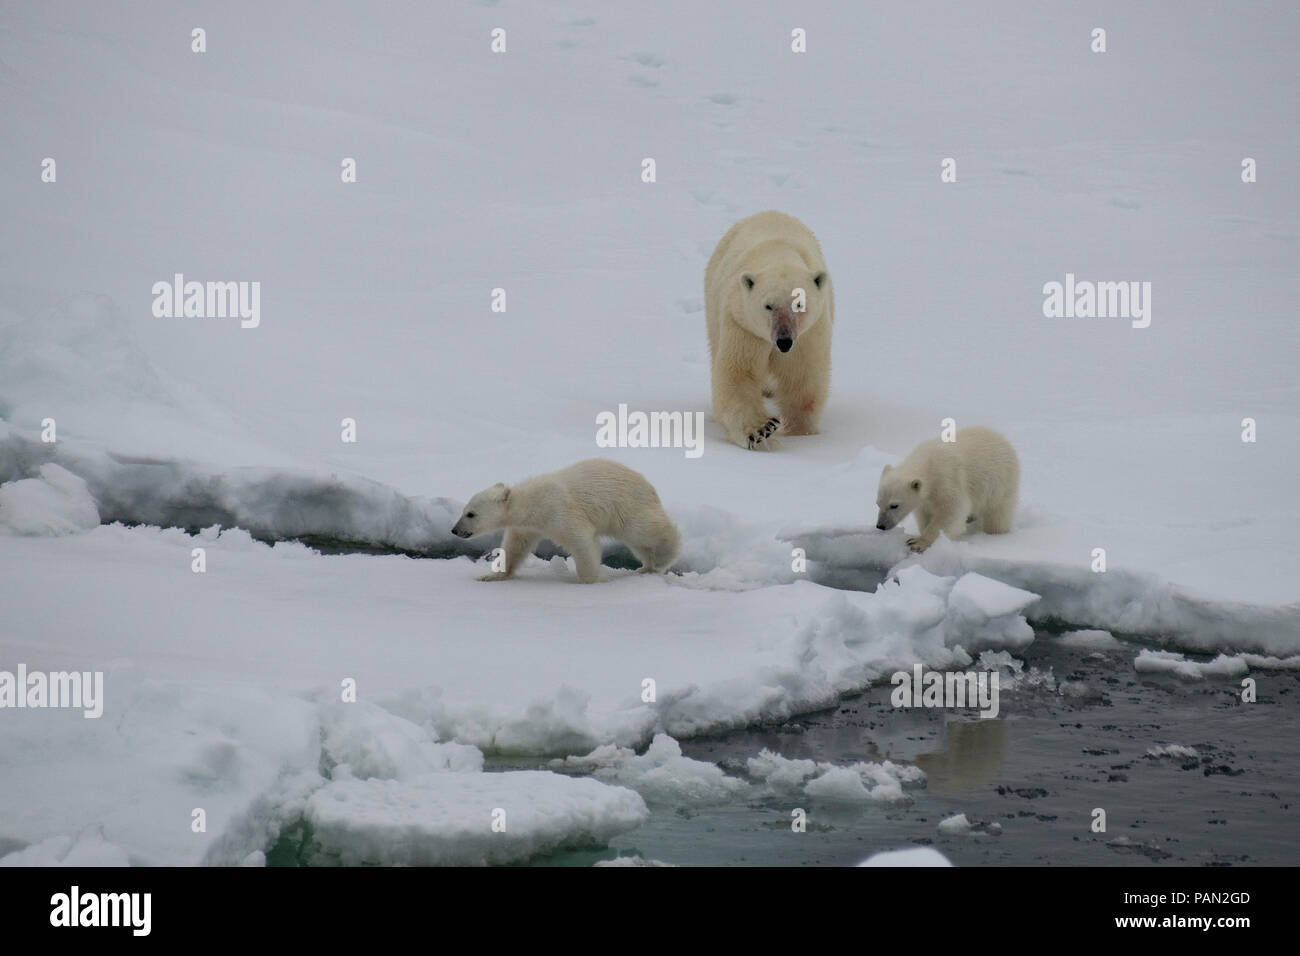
{"left": 875, "top": 464, "right": 922, "bottom": 531}
{"left": 451, "top": 483, "right": 509, "bottom": 538}
{"left": 735, "top": 264, "right": 829, "bottom": 354}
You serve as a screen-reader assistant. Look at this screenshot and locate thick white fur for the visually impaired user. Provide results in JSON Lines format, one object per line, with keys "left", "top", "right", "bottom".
{"left": 875, "top": 427, "right": 1020, "bottom": 553}
{"left": 704, "top": 210, "right": 833, "bottom": 450}
{"left": 450, "top": 459, "right": 681, "bottom": 583}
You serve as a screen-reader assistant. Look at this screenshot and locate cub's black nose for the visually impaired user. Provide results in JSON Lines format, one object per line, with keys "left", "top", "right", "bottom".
{"left": 876, "top": 522, "right": 886, "bottom": 531}
{"left": 776, "top": 337, "right": 793, "bottom": 353}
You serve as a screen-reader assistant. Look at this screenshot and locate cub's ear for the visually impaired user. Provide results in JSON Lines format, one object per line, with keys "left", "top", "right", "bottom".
{"left": 492, "top": 482, "right": 509, "bottom": 500}
{"left": 741, "top": 274, "right": 755, "bottom": 291}
{"left": 880, "top": 464, "right": 892, "bottom": 478}
{"left": 813, "top": 272, "right": 826, "bottom": 289}
{"left": 910, "top": 479, "right": 922, "bottom": 492}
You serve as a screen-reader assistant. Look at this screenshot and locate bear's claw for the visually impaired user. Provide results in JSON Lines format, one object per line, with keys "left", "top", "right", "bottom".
{"left": 746, "top": 417, "right": 781, "bottom": 449}
{"left": 906, "top": 537, "right": 928, "bottom": 553}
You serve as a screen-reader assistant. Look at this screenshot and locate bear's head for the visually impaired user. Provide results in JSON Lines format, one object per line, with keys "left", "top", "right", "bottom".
{"left": 451, "top": 483, "right": 509, "bottom": 538}
{"left": 735, "top": 262, "right": 829, "bottom": 354}
{"left": 875, "top": 464, "right": 922, "bottom": 531}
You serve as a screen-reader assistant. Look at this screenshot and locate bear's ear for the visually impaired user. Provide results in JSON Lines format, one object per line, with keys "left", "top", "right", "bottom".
{"left": 813, "top": 271, "right": 826, "bottom": 289}
{"left": 492, "top": 482, "right": 509, "bottom": 500}
{"left": 881, "top": 464, "right": 892, "bottom": 477}
{"left": 910, "top": 479, "right": 922, "bottom": 492}
{"left": 741, "top": 274, "right": 755, "bottom": 291}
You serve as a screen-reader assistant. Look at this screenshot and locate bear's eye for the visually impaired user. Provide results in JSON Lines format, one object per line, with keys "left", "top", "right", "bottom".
{"left": 889, "top": 504, "right": 899, "bottom": 510}
{"left": 467, "top": 511, "right": 476, "bottom": 519}
{"left": 765, "top": 304, "right": 772, "bottom": 311}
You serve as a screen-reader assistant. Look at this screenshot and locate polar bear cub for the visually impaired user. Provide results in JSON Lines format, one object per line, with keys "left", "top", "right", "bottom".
{"left": 705, "top": 211, "right": 833, "bottom": 450}
{"left": 450, "top": 459, "right": 681, "bottom": 583}
{"left": 875, "top": 427, "right": 1019, "bottom": 553}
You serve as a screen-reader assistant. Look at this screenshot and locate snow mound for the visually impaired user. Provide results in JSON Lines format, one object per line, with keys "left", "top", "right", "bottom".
{"left": 552, "top": 733, "right": 747, "bottom": 805}
{"left": 319, "top": 700, "right": 484, "bottom": 780}
{"left": 303, "top": 772, "right": 647, "bottom": 866}
{"left": 0, "top": 463, "right": 98, "bottom": 536}
{"left": 0, "top": 678, "right": 322, "bottom": 866}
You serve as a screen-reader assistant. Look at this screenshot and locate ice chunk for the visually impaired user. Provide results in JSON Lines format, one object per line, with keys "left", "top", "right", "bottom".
{"left": 304, "top": 772, "right": 647, "bottom": 866}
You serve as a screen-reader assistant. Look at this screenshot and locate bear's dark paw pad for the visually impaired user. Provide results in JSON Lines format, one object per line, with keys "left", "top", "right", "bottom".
{"left": 747, "top": 417, "right": 781, "bottom": 449}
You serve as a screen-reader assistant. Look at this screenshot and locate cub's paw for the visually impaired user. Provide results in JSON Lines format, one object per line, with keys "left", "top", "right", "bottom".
{"left": 477, "top": 572, "right": 512, "bottom": 582}
{"left": 906, "top": 537, "right": 930, "bottom": 553}
{"left": 746, "top": 417, "right": 781, "bottom": 450}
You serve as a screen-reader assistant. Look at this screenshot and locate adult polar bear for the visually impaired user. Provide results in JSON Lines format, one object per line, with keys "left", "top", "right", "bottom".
{"left": 705, "top": 211, "right": 833, "bottom": 450}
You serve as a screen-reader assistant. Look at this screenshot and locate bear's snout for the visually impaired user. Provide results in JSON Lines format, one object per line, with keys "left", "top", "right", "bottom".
{"left": 771, "top": 310, "right": 797, "bottom": 353}
{"left": 451, "top": 526, "right": 470, "bottom": 538}
{"left": 876, "top": 521, "right": 887, "bottom": 531}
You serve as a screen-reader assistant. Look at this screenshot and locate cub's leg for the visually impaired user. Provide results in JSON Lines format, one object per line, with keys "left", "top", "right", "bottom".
{"left": 908, "top": 502, "right": 968, "bottom": 553}
{"left": 556, "top": 533, "right": 604, "bottom": 584}
{"left": 477, "top": 529, "right": 539, "bottom": 582}
{"left": 983, "top": 499, "right": 1016, "bottom": 535}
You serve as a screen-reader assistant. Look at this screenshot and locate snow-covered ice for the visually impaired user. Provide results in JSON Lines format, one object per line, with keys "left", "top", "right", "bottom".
{"left": 1, "top": 0, "right": 1297, "bottom": 865}
{"left": 304, "top": 772, "right": 647, "bottom": 867}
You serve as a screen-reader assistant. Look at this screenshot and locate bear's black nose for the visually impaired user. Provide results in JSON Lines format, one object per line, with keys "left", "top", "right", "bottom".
{"left": 776, "top": 337, "right": 793, "bottom": 353}
{"left": 876, "top": 522, "right": 886, "bottom": 531}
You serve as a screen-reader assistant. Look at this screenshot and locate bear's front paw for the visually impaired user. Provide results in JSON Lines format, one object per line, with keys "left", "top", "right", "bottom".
{"left": 906, "top": 537, "right": 930, "bottom": 553}
{"left": 477, "top": 572, "right": 512, "bottom": 582}
{"left": 746, "top": 417, "right": 781, "bottom": 450}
